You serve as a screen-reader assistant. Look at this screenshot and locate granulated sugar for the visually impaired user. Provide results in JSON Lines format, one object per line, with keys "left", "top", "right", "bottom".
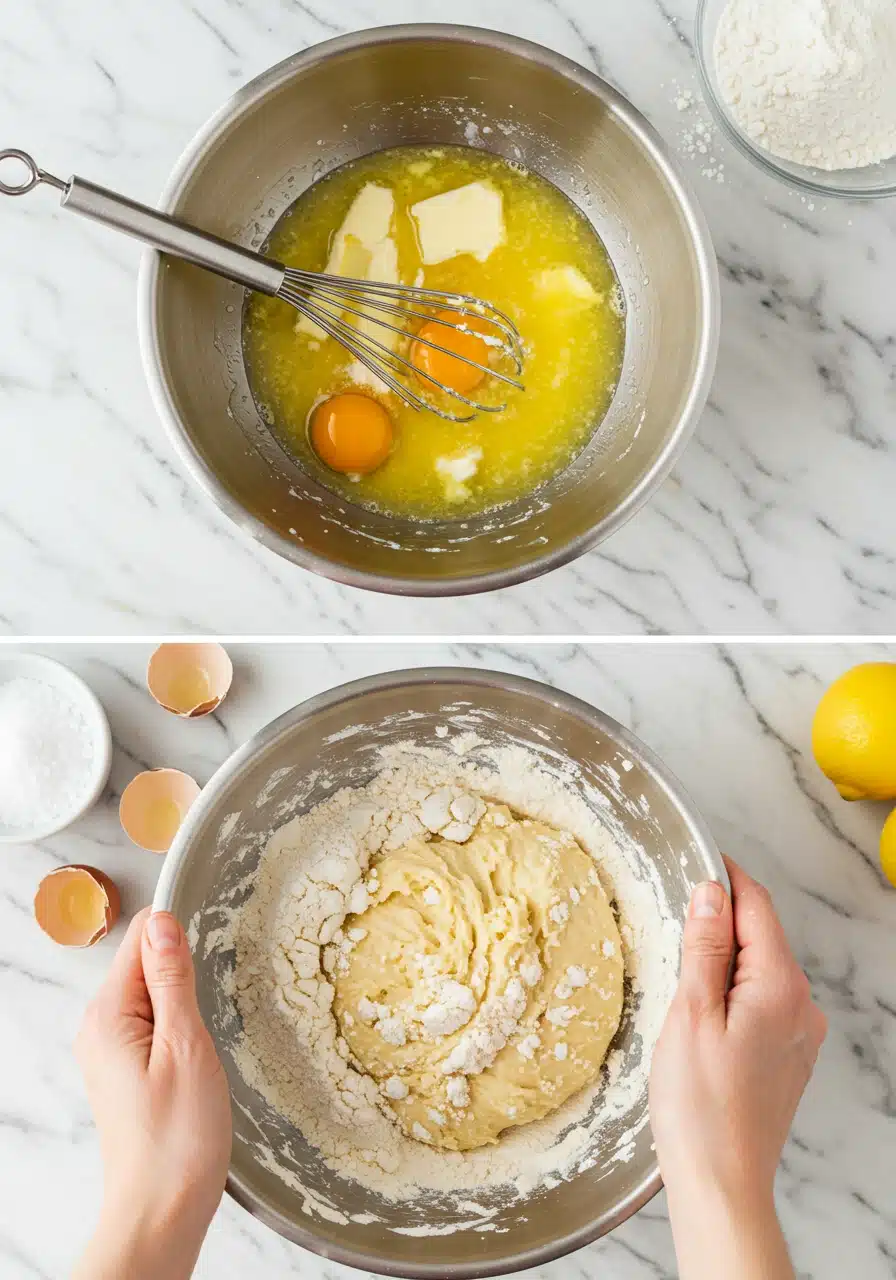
{"left": 199, "top": 726, "right": 682, "bottom": 1232}
{"left": 0, "top": 677, "right": 95, "bottom": 829}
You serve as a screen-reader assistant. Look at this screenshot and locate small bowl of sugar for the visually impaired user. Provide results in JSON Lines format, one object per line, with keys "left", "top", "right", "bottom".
{"left": 696, "top": 0, "right": 896, "bottom": 199}
{"left": 0, "top": 653, "right": 113, "bottom": 843}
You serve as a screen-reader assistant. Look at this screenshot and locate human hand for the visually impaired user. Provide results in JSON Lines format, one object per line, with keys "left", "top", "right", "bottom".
{"left": 650, "top": 857, "right": 826, "bottom": 1280}
{"left": 73, "top": 909, "right": 231, "bottom": 1280}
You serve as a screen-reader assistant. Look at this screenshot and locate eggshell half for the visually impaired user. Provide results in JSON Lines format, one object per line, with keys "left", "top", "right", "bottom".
{"left": 147, "top": 643, "right": 233, "bottom": 718}
{"left": 119, "top": 768, "right": 201, "bottom": 854}
{"left": 34, "top": 864, "right": 120, "bottom": 947}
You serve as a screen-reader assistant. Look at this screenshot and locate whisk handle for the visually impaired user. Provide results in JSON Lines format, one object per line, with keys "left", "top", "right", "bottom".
{"left": 63, "top": 176, "right": 285, "bottom": 295}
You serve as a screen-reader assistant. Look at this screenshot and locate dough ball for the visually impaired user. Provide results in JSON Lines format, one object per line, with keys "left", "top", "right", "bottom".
{"left": 332, "top": 802, "right": 624, "bottom": 1151}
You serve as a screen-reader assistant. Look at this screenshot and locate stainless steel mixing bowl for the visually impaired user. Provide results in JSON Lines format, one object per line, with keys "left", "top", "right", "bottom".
{"left": 138, "top": 26, "right": 719, "bottom": 596}
{"left": 153, "top": 668, "right": 724, "bottom": 1276}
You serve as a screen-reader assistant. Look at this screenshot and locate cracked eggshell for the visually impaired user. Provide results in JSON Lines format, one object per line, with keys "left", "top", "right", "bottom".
{"left": 119, "top": 768, "right": 201, "bottom": 854}
{"left": 147, "top": 643, "right": 233, "bottom": 718}
{"left": 34, "top": 864, "right": 120, "bottom": 947}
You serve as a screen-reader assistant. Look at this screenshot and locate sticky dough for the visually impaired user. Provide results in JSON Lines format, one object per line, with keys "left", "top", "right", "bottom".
{"left": 333, "top": 803, "right": 624, "bottom": 1151}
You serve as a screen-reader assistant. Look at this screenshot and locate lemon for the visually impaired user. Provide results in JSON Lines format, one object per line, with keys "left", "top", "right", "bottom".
{"left": 881, "top": 810, "right": 896, "bottom": 888}
{"left": 812, "top": 663, "right": 896, "bottom": 801}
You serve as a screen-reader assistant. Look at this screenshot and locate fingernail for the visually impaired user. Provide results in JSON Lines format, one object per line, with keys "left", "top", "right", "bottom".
{"left": 146, "top": 913, "right": 182, "bottom": 952}
{"left": 691, "top": 881, "right": 726, "bottom": 918}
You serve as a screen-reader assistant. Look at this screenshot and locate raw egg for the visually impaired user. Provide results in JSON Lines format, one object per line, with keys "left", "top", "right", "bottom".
{"left": 411, "top": 310, "right": 492, "bottom": 395}
{"left": 34, "top": 864, "right": 120, "bottom": 947}
{"left": 119, "top": 768, "right": 201, "bottom": 854}
{"left": 147, "top": 642, "right": 233, "bottom": 718}
{"left": 309, "top": 393, "right": 393, "bottom": 474}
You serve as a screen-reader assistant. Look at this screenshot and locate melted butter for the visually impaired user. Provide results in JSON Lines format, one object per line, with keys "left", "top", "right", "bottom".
{"left": 244, "top": 145, "right": 625, "bottom": 520}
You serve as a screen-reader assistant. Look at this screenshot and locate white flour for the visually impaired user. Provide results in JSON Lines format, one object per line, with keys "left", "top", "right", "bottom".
{"left": 715, "top": 0, "right": 896, "bottom": 170}
{"left": 195, "top": 727, "right": 681, "bottom": 1233}
{"left": 673, "top": 83, "right": 727, "bottom": 184}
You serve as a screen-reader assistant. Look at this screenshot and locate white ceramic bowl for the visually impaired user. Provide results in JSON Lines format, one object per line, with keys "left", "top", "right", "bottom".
{"left": 0, "top": 653, "right": 113, "bottom": 843}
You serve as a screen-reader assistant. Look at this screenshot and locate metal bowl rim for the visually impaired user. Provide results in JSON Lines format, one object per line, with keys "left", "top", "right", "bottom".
{"left": 137, "top": 23, "right": 721, "bottom": 597}
{"left": 153, "top": 664, "right": 724, "bottom": 1278}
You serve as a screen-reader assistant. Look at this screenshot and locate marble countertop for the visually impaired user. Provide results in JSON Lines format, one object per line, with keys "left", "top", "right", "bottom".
{"left": 2, "top": 642, "right": 894, "bottom": 1278}
{"left": 3, "top": 1, "right": 896, "bottom": 635}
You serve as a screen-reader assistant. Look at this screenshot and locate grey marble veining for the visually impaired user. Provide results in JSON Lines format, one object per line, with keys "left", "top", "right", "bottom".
{"left": 1, "top": 643, "right": 894, "bottom": 1278}
{"left": 2, "top": 1, "right": 896, "bottom": 634}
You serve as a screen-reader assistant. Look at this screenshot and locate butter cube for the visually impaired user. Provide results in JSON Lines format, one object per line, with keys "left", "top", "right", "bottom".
{"left": 410, "top": 182, "right": 505, "bottom": 265}
{"left": 297, "top": 183, "right": 397, "bottom": 340}
{"left": 336, "top": 183, "right": 394, "bottom": 247}
{"left": 435, "top": 447, "right": 483, "bottom": 503}
{"left": 534, "top": 265, "right": 601, "bottom": 310}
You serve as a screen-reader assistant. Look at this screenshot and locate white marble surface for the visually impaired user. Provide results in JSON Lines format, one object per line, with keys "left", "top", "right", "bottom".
{"left": 1, "top": 642, "right": 894, "bottom": 1278}
{"left": 2, "top": 2, "right": 896, "bottom": 635}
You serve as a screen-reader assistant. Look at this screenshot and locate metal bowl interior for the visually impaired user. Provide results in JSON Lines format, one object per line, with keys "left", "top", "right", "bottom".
{"left": 154, "top": 669, "right": 724, "bottom": 1277}
{"left": 139, "top": 26, "right": 719, "bottom": 596}
{"left": 695, "top": 0, "right": 896, "bottom": 199}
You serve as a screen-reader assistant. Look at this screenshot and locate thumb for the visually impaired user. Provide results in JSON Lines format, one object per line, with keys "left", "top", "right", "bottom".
{"left": 677, "top": 881, "right": 734, "bottom": 1018}
{"left": 141, "top": 912, "right": 204, "bottom": 1045}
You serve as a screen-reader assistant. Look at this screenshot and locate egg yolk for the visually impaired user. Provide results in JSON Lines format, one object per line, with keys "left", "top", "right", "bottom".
{"left": 410, "top": 310, "right": 492, "bottom": 395}
{"left": 309, "top": 393, "right": 393, "bottom": 474}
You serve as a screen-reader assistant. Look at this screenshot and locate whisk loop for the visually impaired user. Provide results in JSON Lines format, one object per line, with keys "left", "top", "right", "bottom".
{"left": 0, "top": 147, "right": 526, "bottom": 424}
{"left": 279, "top": 270, "right": 525, "bottom": 422}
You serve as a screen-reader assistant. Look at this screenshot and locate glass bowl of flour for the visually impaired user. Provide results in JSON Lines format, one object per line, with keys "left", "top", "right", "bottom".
{"left": 696, "top": 0, "right": 896, "bottom": 198}
{"left": 154, "top": 669, "right": 724, "bottom": 1277}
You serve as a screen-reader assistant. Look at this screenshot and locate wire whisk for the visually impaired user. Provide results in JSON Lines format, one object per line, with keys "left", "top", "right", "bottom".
{"left": 0, "top": 148, "right": 525, "bottom": 423}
